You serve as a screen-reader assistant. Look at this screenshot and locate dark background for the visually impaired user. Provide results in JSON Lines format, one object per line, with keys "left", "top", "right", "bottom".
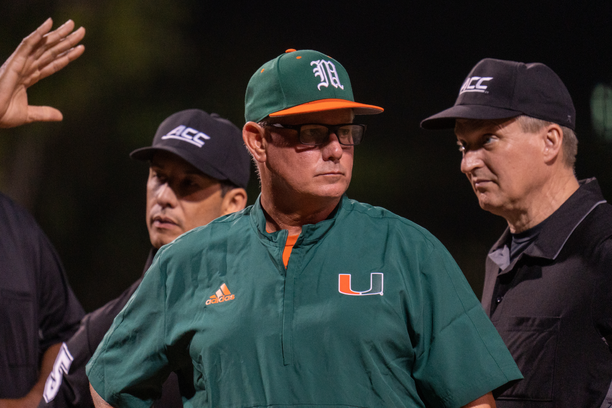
{"left": 1, "top": 0, "right": 611, "bottom": 312}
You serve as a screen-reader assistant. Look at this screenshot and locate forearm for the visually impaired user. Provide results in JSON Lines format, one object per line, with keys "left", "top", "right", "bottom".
{"left": 89, "top": 384, "right": 115, "bottom": 408}
{"left": 462, "top": 392, "right": 496, "bottom": 408}
{"left": 0, "top": 343, "right": 61, "bottom": 408}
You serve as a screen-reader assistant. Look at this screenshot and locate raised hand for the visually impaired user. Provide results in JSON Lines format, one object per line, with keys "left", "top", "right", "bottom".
{"left": 0, "top": 18, "right": 85, "bottom": 129}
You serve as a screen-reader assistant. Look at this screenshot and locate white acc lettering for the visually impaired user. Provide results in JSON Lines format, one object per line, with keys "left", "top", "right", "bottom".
{"left": 459, "top": 76, "right": 493, "bottom": 94}
{"left": 43, "top": 343, "right": 74, "bottom": 402}
{"left": 161, "top": 125, "right": 211, "bottom": 148}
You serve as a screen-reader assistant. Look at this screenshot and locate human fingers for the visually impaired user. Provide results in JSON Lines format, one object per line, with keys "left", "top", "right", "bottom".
{"left": 32, "top": 19, "right": 78, "bottom": 60}
{"left": 0, "top": 105, "right": 63, "bottom": 129}
{"left": 2, "top": 18, "right": 54, "bottom": 72}
{"left": 32, "top": 43, "right": 85, "bottom": 85}
{"left": 34, "top": 26, "right": 86, "bottom": 71}
{"left": 8, "top": 20, "right": 80, "bottom": 83}
{"left": 26, "top": 105, "right": 63, "bottom": 124}
{"left": 49, "top": 26, "right": 86, "bottom": 58}
{"left": 23, "top": 27, "right": 85, "bottom": 87}
{"left": 22, "top": 18, "right": 55, "bottom": 53}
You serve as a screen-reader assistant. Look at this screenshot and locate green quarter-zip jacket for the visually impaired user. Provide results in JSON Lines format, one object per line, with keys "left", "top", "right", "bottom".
{"left": 87, "top": 195, "right": 521, "bottom": 407}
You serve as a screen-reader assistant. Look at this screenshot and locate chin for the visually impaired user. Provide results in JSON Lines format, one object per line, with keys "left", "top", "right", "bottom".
{"left": 478, "top": 200, "right": 505, "bottom": 217}
{"left": 318, "top": 182, "right": 350, "bottom": 197}
{"left": 477, "top": 197, "right": 491, "bottom": 209}
{"left": 150, "top": 234, "right": 177, "bottom": 248}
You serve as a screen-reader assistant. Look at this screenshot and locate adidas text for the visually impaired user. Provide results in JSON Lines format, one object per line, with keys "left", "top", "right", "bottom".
{"left": 206, "top": 283, "right": 235, "bottom": 305}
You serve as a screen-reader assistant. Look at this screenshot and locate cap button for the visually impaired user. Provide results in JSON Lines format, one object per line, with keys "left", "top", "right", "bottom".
{"left": 285, "top": 48, "right": 296, "bottom": 53}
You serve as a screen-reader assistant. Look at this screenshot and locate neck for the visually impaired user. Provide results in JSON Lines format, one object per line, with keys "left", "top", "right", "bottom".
{"left": 260, "top": 191, "right": 341, "bottom": 235}
{"left": 505, "top": 172, "right": 579, "bottom": 233}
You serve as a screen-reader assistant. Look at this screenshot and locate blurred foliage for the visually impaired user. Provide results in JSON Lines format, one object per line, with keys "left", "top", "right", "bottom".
{"left": 0, "top": 0, "right": 611, "bottom": 311}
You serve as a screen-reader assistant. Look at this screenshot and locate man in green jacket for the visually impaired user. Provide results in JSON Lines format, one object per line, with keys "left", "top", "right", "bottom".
{"left": 88, "top": 49, "right": 522, "bottom": 408}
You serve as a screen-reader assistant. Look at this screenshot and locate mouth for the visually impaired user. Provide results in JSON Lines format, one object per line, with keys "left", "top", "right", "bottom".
{"left": 316, "top": 170, "right": 344, "bottom": 177}
{"left": 471, "top": 178, "right": 493, "bottom": 190}
{"left": 151, "top": 215, "right": 179, "bottom": 229}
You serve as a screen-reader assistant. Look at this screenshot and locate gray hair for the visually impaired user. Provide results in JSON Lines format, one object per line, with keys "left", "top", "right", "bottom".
{"left": 515, "top": 115, "right": 578, "bottom": 169}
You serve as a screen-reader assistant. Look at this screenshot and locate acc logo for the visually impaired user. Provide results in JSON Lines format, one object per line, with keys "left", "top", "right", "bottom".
{"left": 206, "top": 283, "right": 235, "bottom": 305}
{"left": 338, "top": 273, "right": 384, "bottom": 296}
{"left": 459, "top": 76, "right": 493, "bottom": 94}
{"left": 161, "top": 125, "right": 211, "bottom": 148}
{"left": 43, "top": 343, "right": 73, "bottom": 402}
{"left": 311, "top": 59, "right": 344, "bottom": 91}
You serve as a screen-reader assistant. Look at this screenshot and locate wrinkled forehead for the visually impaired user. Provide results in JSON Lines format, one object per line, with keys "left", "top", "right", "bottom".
{"left": 454, "top": 117, "right": 517, "bottom": 137}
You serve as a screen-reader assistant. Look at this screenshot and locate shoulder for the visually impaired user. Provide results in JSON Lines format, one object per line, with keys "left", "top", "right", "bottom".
{"left": 0, "top": 191, "right": 41, "bottom": 233}
{"left": 83, "top": 278, "right": 143, "bottom": 352}
{"left": 589, "top": 201, "right": 612, "bottom": 227}
{"left": 572, "top": 201, "right": 612, "bottom": 247}
{"left": 150, "top": 206, "right": 254, "bottom": 271}
{"left": 586, "top": 202, "right": 612, "bottom": 252}
{"left": 557, "top": 201, "right": 612, "bottom": 272}
{"left": 341, "top": 198, "right": 444, "bottom": 250}
{"left": 168, "top": 206, "right": 251, "bottom": 245}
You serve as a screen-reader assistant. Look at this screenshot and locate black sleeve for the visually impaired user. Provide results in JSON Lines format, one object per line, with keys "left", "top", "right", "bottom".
{"left": 593, "top": 237, "right": 612, "bottom": 353}
{"left": 39, "top": 249, "right": 185, "bottom": 408}
{"left": 39, "top": 278, "right": 142, "bottom": 407}
{"left": 36, "top": 227, "right": 86, "bottom": 352}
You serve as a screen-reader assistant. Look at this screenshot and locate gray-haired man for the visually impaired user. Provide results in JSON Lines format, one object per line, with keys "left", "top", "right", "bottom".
{"left": 422, "top": 58, "right": 612, "bottom": 407}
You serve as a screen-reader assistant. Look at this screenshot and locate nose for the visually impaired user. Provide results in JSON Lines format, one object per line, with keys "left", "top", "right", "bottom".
{"left": 321, "top": 132, "right": 344, "bottom": 162}
{"left": 156, "top": 182, "right": 178, "bottom": 208}
{"left": 460, "top": 150, "right": 482, "bottom": 174}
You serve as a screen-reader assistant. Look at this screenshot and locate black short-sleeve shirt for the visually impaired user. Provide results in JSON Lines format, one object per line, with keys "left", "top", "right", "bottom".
{"left": 38, "top": 249, "right": 185, "bottom": 408}
{"left": 483, "top": 178, "right": 612, "bottom": 406}
{"left": 0, "top": 192, "right": 84, "bottom": 398}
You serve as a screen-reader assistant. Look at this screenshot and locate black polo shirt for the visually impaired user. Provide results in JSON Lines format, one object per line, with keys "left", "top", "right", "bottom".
{"left": 0, "top": 192, "right": 84, "bottom": 398}
{"left": 483, "top": 178, "right": 612, "bottom": 407}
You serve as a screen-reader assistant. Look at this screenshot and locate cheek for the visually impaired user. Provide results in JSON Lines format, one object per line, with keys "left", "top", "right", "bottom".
{"left": 341, "top": 150, "right": 354, "bottom": 179}
{"left": 270, "top": 150, "right": 312, "bottom": 181}
{"left": 342, "top": 150, "right": 354, "bottom": 168}
{"left": 145, "top": 196, "right": 155, "bottom": 221}
{"left": 145, "top": 184, "right": 158, "bottom": 210}
{"left": 182, "top": 201, "right": 221, "bottom": 231}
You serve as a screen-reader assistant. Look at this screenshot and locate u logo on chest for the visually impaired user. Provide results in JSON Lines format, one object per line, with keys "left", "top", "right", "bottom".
{"left": 338, "top": 273, "right": 384, "bottom": 296}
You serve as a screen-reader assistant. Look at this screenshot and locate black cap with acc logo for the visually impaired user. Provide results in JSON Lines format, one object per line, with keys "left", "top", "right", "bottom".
{"left": 420, "top": 58, "right": 576, "bottom": 130}
{"left": 130, "top": 109, "right": 250, "bottom": 189}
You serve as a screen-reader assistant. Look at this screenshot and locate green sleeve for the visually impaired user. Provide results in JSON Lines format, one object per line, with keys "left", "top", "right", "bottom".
{"left": 412, "top": 243, "right": 522, "bottom": 407}
{"left": 86, "top": 249, "right": 173, "bottom": 407}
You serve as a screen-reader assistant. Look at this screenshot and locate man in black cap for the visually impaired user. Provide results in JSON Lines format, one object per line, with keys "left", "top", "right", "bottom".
{"left": 39, "top": 109, "right": 250, "bottom": 408}
{"left": 421, "top": 59, "right": 612, "bottom": 407}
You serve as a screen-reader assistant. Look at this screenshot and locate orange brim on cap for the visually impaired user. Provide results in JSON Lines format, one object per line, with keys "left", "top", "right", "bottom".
{"left": 269, "top": 98, "right": 384, "bottom": 118}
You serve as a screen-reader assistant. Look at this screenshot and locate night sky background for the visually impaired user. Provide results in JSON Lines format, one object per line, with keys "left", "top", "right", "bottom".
{"left": 1, "top": 1, "right": 611, "bottom": 311}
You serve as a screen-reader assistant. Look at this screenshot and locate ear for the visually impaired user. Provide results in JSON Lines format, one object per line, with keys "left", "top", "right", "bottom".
{"left": 243, "top": 121, "right": 267, "bottom": 164}
{"left": 542, "top": 123, "right": 563, "bottom": 164}
{"left": 220, "top": 188, "right": 247, "bottom": 215}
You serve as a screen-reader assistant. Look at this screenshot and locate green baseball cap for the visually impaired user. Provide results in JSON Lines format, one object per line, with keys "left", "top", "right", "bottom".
{"left": 245, "top": 49, "right": 384, "bottom": 123}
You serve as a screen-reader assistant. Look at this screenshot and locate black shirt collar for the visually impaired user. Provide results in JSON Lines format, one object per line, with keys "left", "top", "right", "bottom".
{"left": 489, "top": 178, "right": 606, "bottom": 270}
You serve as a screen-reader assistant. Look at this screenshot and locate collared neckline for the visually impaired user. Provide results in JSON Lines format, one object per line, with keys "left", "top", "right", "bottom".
{"left": 489, "top": 178, "right": 606, "bottom": 272}
{"left": 249, "top": 194, "right": 346, "bottom": 248}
